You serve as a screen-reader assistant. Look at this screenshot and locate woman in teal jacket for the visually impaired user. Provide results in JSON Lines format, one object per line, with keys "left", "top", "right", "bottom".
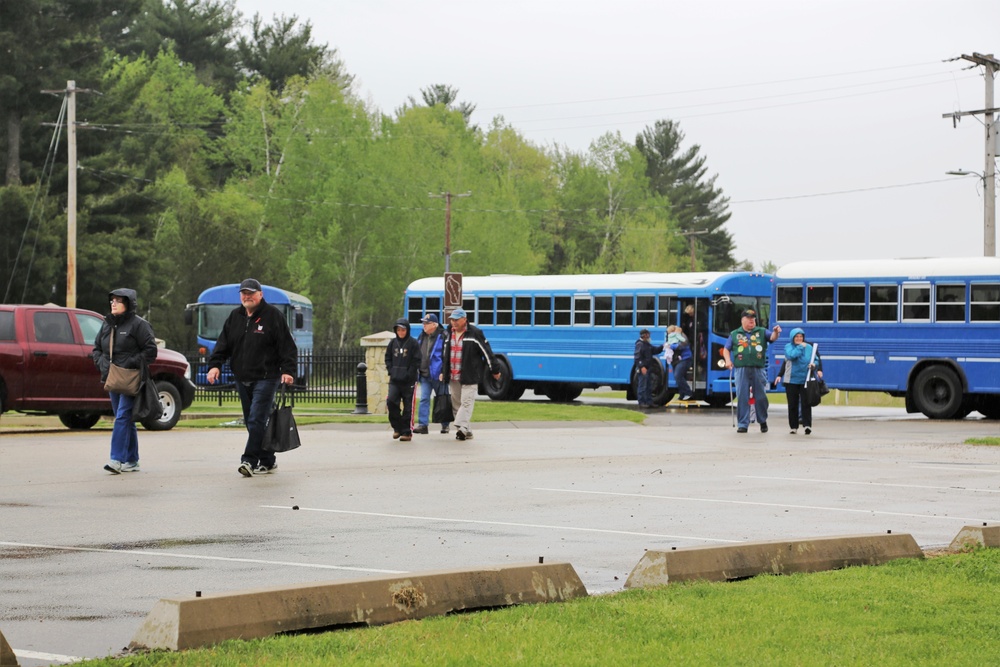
{"left": 781, "top": 327, "right": 821, "bottom": 434}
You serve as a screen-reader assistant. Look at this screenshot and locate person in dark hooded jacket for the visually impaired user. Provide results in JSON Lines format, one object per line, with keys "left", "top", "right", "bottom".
{"left": 384, "top": 318, "right": 421, "bottom": 441}
{"left": 91, "top": 288, "right": 158, "bottom": 474}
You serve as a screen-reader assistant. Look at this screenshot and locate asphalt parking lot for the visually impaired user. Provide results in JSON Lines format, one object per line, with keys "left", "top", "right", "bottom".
{"left": 2, "top": 405, "right": 999, "bottom": 666}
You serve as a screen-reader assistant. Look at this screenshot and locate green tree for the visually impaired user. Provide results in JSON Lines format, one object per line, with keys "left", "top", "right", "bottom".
{"left": 636, "top": 119, "right": 734, "bottom": 270}
{"left": 404, "top": 84, "right": 477, "bottom": 124}
{"left": 236, "top": 13, "right": 338, "bottom": 93}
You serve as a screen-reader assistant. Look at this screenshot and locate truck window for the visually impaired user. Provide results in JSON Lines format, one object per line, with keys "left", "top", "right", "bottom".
{"left": 33, "top": 312, "right": 75, "bottom": 344}
{"left": 76, "top": 313, "right": 104, "bottom": 346}
{"left": 0, "top": 311, "right": 14, "bottom": 340}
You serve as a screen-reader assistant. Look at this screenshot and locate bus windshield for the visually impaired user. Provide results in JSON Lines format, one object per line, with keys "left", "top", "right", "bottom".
{"left": 198, "top": 305, "right": 233, "bottom": 341}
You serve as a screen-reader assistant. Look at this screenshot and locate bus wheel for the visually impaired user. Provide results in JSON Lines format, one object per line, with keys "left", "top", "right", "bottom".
{"left": 976, "top": 395, "right": 1000, "bottom": 420}
{"left": 484, "top": 357, "right": 515, "bottom": 400}
{"left": 632, "top": 361, "right": 666, "bottom": 404}
{"left": 913, "top": 366, "right": 963, "bottom": 419}
{"left": 506, "top": 382, "right": 526, "bottom": 401}
{"left": 546, "top": 384, "right": 583, "bottom": 402}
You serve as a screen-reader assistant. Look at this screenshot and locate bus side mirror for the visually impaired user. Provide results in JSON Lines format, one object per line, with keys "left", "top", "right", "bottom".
{"left": 184, "top": 309, "right": 193, "bottom": 326}
{"left": 295, "top": 312, "right": 304, "bottom": 329}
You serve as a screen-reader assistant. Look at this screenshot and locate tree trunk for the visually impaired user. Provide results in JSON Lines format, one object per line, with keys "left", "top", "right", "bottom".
{"left": 5, "top": 111, "right": 22, "bottom": 186}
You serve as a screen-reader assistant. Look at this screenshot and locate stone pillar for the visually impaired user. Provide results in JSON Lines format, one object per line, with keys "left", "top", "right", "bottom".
{"left": 360, "top": 331, "right": 394, "bottom": 415}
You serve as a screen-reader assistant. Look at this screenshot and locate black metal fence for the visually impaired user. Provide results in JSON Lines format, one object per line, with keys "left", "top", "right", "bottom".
{"left": 184, "top": 348, "right": 366, "bottom": 404}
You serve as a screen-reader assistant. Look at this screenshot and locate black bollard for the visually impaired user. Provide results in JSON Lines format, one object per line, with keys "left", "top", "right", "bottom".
{"left": 353, "top": 362, "right": 369, "bottom": 414}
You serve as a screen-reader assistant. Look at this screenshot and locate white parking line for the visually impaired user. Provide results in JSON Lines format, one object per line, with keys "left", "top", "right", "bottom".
{"left": 14, "top": 649, "right": 83, "bottom": 663}
{"left": 532, "top": 488, "right": 1000, "bottom": 524}
{"left": 0, "top": 541, "right": 405, "bottom": 574}
{"left": 912, "top": 465, "right": 1000, "bottom": 474}
{"left": 261, "top": 505, "right": 742, "bottom": 543}
{"left": 738, "top": 475, "right": 1000, "bottom": 494}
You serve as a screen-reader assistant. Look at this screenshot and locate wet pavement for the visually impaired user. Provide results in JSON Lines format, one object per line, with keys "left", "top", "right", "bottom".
{"left": 1, "top": 404, "right": 998, "bottom": 665}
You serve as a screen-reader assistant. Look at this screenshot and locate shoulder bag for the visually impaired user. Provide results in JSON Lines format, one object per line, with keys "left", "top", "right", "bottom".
{"left": 132, "top": 362, "right": 162, "bottom": 422}
{"left": 104, "top": 328, "right": 142, "bottom": 396}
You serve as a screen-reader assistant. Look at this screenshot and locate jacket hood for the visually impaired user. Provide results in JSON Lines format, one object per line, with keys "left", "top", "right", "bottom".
{"left": 394, "top": 318, "right": 411, "bottom": 336}
{"left": 108, "top": 288, "right": 137, "bottom": 312}
{"left": 789, "top": 327, "right": 805, "bottom": 341}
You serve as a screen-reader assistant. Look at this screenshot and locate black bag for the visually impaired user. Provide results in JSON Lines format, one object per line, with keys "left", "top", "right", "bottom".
{"left": 805, "top": 377, "right": 829, "bottom": 408}
{"left": 262, "top": 384, "right": 301, "bottom": 453}
{"left": 132, "top": 367, "right": 162, "bottom": 423}
{"left": 433, "top": 386, "right": 454, "bottom": 424}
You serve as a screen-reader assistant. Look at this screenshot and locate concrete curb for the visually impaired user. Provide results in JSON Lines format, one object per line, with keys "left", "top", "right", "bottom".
{"left": 949, "top": 524, "right": 1000, "bottom": 550}
{"left": 624, "top": 533, "right": 923, "bottom": 588}
{"left": 129, "top": 562, "right": 587, "bottom": 651}
{"left": 0, "top": 629, "right": 18, "bottom": 667}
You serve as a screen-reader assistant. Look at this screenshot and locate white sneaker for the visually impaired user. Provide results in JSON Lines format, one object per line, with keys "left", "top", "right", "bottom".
{"left": 104, "top": 460, "right": 122, "bottom": 474}
{"left": 254, "top": 463, "right": 277, "bottom": 474}
{"left": 120, "top": 461, "right": 140, "bottom": 472}
{"left": 238, "top": 462, "right": 254, "bottom": 477}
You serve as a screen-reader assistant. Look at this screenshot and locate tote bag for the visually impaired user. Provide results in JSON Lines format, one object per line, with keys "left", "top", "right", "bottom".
{"left": 262, "top": 384, "right": 302, "bottom": 453}
{"left": 103, "top": 329, "right": 141, "bottom": 396}
{"left": 433, "top": 386, "right": 454, "bottom": 424}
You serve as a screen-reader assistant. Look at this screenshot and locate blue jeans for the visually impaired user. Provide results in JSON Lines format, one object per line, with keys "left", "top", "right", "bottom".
{"left": 417, "top": 375, "right": 451, "bottom": 428}
{"left": 734, "top": 366, "right": 769, "bottom": 428}
{"left": 236, "top": 378, "right": 280, "bottom": 467}
{"left": 673, "top": 357, "right": 693, "bottom": 397}
{"left": 109, "top": 391, "right": 139, "bottom": 464}
{"left": 636, "top": 369, "right": 652, "bottom": 405}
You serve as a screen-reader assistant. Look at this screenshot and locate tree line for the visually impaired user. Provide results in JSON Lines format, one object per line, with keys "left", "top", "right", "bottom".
{"left": 0, "top": 0, "right": 740, "bottom": 350}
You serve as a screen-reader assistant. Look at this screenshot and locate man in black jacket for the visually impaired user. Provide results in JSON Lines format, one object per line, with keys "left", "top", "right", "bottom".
{"left": 207, "top": 279, "right": 297, "bottom": 477}
{"left": 384, "top": 318, "right": 421, "bottom": 441}
{"left": 441, "top": 308, "right": 500, "bottom": 441}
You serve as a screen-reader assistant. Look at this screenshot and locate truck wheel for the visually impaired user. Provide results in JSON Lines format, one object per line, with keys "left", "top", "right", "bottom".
{"left": 59, "top": 412, "right": 101, "bottom": 430}
{"left": 141, "top": 381, "right": 182, "bottom": 431}
{"left": 913, "top": 366, "right": 963, "bottom": 419}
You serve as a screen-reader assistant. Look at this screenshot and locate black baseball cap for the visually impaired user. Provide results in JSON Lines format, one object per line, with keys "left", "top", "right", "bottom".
{"left": 239, "top": 279, "right": 262, "bottom": 293}
{"left": 740, "top": 309, "right": 757, "bottom": 318}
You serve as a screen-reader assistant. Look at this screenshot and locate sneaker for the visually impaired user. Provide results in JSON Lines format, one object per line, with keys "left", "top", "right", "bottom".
{"left": 104, "top": 460, "right": 122, "bottom": 474}
{"left": 804, "top": 427, "right": 812, "bottom": 435}
{"left": 120, "top": 461, "right": 140, "bottom": 472}
{"left": 441, "top": 426, "right": 450, "bottom": 434}
{"left": 760, "top": 422, "right": 769, "bottom": 433}
{"left": 455, "top": 430, "right": 466, "bottom": 441}
{"left": 238, "top": 462, "right": 254, "bottom": 477}
{"left": 254, "top": 463, "right": 277, "bottom": 474}
{"left": 392, "top": 431, "right": 400, "bottom": 440}
{"left": 399, "top": 434, "right": 412, "bottom": 442}
{"left": 790, "top": 429, "right": 797, "bottom": 434}
{"left": 680, "top": 395, "right": 693, "bottom": 401}
{"left": 412, "top": 425, "right": 429, "bottom": 435}
{"left": 463, "top": 431, "right": 474, "bottom": 440}
{"left": 736, "top": 427, "right": 748, "bottom": 433}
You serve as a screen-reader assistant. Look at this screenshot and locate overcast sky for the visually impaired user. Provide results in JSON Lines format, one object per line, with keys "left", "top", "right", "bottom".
{"left": 233, "top": 0, "right": 999, "bottom": 271}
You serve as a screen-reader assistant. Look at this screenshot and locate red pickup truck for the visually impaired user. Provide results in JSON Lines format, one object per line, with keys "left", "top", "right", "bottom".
{"left": 0, "top": 304, "right": 196, "bottom": 430}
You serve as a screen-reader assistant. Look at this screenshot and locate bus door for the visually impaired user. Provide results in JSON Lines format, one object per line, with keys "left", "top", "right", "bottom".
{"left": 679, "top": 298, "right": 709, "bottom": 390}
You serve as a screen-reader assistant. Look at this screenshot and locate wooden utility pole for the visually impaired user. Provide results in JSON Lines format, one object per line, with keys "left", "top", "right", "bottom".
{"left": 942, "top": 53, "right": 999, "bottom": 257}
{"left": 428, "top": 191, "right": 472, "bottom": 273}
{"left": 676, "top": 229, "right": 709, "bottom": 271}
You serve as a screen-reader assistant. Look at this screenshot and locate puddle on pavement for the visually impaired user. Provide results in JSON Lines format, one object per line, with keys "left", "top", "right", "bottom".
{"left": 95, "top": 535, "right": 268, "bottom": 551}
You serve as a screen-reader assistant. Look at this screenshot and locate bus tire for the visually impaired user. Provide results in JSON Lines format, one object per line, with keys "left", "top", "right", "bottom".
{"left": 913, "top": 365, "right": 963, "bottom": 420}
{"left": 506, "top": 382, "right": 527, "bottom": 401}
{"left": 484, "top": 357, "right": 515, "bottom": 401}
{"left": 632, "top": 361, "right": 666, "bottom": 404}
{"left": 545, "top": 384, "right": 583, "bottom": 402}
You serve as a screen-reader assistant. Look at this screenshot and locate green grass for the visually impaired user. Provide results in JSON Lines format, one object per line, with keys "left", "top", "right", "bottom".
{"left": 966, "top": 437, "right": 1000, "bottom": 446}
{"left": 76, "top": 549, "right": 1000, "bottom": 666}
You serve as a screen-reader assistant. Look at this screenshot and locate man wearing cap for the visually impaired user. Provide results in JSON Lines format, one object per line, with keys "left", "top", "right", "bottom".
{"left": 208, "top": 279, "right": 298, "bottom": 476}
{"left": 441, "top": 308, "right": 501, "bottom": 441}
{"left": 414, "top": 313, "right": 450, "bottom": 434}
{"left": 722, "top": 309, "right": 781, "bottom": 433}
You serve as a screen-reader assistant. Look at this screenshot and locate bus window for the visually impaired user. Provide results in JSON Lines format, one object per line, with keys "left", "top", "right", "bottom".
{"left": 776, "top": 285, "right": 803, "bottom": 322}
{"left": 806, "top": 285, "right": 834, "bottom": 322}
{"left": 554, "top": 296, "right": 571, "bottom": 325}
{"left": 408, "top": 296, "right": 424, "bottom": 323}
{"left": 615, "top": 295, "right": 633, "bottom": 327}
{"left": 594, "top": 296, "right": 612, "bottom": 326}
{"left": 476, "top": 296, "right": 494, "bottom": 324}
{"left": 837, "top": 285, "right": 865, "bottom": 322}
{"left": 535, "top": 296, "right": 552, "bottom": 326}
{"left": 496, "top": 297, "right": 513, "bottom": 325}
{"left": 515, "top": 296, "right": 532, "bottom": 325}
{"left": 970, "top": 283, "right": 1000, "bottom": 321}
{"left": 574, "top": 296, "right": 592, "bottom": 325}
{"left": 869, "top": 284, "right": 898, "bottom": 322}
{"left": 902, "top": 283, "right": 931, "bottom": 322}
{"left": 657, "top": 295, "right": 678, "bottom": 327}
{"left": 935, "top": 284, "right": 965, "bottom": 322}
{"left": 636, "top": 294, "right": 655, "bottom": 327}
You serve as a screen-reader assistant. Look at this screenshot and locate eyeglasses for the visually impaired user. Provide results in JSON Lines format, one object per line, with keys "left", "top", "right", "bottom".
{"left": 110, "top": 298, "right": 125, "bottom": 304}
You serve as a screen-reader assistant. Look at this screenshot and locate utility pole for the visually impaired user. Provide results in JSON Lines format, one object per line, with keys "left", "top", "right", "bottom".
{"left": 676, "top": 229, "right": 708, "bottom": 271}
{"left": 942, "top": 52, "right": 999, "bottom": 257}
{"left": 428, "top": 191, "right": 472, "bottom": 273}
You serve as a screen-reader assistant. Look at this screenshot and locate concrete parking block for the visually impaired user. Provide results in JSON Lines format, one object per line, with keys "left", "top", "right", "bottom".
{"left": 129, "top": 561, "right": 588, "bottom": 651}
{"left": 624, "top": 533, "right": 923, "bottom": 588}
{"left": 948, "top": 524, "right": 1000, "bottom": 550}
{"left": 0, "top": 629, "right": 18, "bottom": 667}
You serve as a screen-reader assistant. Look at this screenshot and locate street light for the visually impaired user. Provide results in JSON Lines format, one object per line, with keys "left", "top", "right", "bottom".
{"left": 946, "top": 168, "right": 996, "bottom": 256}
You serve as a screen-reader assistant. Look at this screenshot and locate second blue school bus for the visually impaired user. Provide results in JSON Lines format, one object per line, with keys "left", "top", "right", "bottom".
{"left": 770, "top": 257, "right": 1000, "bottom": 419}
{"left": 405, "top": 271, "right": 774, "bottom": 406}
{"left": 184, "top": 283, "right": 313, "bottom": 385}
